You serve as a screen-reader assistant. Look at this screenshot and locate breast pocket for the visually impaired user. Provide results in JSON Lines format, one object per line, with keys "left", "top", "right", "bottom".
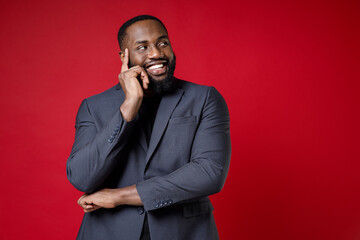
{"left": 166, "top": 116, "right": 198, "bottom": 150}
{"left": 154, "top": 116, "right": 198, "bottom": 171}
{"left": 169, "top": 116, "right": 197, "bottom": 124}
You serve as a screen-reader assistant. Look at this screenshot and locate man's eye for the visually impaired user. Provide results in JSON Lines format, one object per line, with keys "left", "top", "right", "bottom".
{"left": 159, "top": 42, "right": 168, "bottom": 47}
{"left": 137, "top": 46, "right": 147, "bottom": 50}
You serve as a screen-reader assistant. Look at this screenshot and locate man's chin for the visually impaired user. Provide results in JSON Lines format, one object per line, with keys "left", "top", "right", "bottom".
{"left": 148, "top": 74, "right": 175, "bottom": 95}
{"left": 147, "top": 73, "right": 167, "bottom": 82}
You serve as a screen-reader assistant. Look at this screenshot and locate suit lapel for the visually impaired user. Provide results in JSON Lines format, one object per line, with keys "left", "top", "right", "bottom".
{"left": 145, "top": 88, "right": 184, "bottom": 165}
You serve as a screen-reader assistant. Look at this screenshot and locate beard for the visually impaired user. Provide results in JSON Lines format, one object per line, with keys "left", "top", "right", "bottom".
{"left": 129, "top": 54, "right": 176, "bottom": 95}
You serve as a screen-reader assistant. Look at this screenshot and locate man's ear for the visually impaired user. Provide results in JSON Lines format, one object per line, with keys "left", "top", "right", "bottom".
{"left": 119, "top": 51, "right": 125, "bottom": 62}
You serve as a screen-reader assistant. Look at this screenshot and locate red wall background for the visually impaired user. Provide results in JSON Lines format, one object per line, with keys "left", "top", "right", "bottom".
{"left": 1, "top": 0, "right": 359, "bottom": 239}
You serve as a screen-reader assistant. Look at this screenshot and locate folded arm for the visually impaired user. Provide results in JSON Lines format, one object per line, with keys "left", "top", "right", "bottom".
{"left": 74, "top": 87, "right": 231, "bottom": 212}
{"left": 66, "top": 99, "right": 136, "bottom": 193}
{"left": 136, "top": 87, "right": 231, "bottom": 211}
{"left": 67, "top": 49, "right": 150, "bottom": 193}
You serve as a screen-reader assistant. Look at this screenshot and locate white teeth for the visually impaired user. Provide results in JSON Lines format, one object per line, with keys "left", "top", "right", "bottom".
{"left": 148, "top": 64, "right": 163, "bottom": 70}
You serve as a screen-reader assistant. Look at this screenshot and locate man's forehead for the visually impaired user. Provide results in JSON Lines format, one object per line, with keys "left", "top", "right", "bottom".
{"left": 125, "top": 19, "right": 168, "bottom": 43}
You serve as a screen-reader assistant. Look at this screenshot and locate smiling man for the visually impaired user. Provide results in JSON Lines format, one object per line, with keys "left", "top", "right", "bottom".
{"left": 67, "top": 15, "right": 231, "bottom": 240}
{"left": 123, "top": 19, "right": 176, "bottom": 96}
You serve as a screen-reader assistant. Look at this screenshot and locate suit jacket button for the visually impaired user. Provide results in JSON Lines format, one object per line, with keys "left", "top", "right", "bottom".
{"left": 137, "top": 207, "right": 144, "bottom": 215}
{"left": 107, "top": 138, "right": 113, "bottom": 143}
{"left": 168, "top": 199, "right": 173, "bottom": 204}
{"left": 154, "top": 203, "right": 159, "bottom": 208}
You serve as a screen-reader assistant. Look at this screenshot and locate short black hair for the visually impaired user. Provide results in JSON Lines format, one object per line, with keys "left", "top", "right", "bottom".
{"left": 117, "top": 15, "right": 168, "bottom": 51}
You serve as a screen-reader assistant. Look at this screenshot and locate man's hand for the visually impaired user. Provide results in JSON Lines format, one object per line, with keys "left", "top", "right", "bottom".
{"left": 77, "top": 188, "right": 119, "bottom": 213}
{"left": 77, "top": 185, "right": 143, "bottom": 213}
{"left": 118, "top": 48, "right": 149, "bottom": 122}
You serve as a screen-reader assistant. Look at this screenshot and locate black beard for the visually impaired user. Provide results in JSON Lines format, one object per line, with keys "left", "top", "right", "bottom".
{"left": 129, "top": 54, "right": 176, "bottom": 95}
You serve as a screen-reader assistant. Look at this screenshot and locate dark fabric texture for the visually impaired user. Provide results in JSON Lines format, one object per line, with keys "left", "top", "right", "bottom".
{"left": 140, "top": 214, "right": 151, "bottom": 240}
{"left": 67, "top": 79, "right": 231, "bottom": 240}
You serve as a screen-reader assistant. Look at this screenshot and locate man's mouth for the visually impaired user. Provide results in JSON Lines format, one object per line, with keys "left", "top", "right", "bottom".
{"left": 146, "top": 62, "right": 167, "bottom": 76}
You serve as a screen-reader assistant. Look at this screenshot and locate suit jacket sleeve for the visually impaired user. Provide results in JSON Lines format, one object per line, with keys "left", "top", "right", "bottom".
{"left": 136, "top": 87, "right": 231, "bottom": 211}
{"left": 66, "top": 98, "right": 135, "bottom": 193}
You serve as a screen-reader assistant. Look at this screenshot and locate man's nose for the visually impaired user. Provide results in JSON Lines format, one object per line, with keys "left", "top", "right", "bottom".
{"left": 148, "top": 45, "right": 162, "bottom": 59}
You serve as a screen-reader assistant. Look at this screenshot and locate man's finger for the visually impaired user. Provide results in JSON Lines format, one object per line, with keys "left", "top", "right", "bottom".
{"left": 140, "top": 69, "right": 150, "bottom": 89}
{"left": 84, "top": 205, "right": 101, "bottom": 213}
{"left": 121, "top": 48, "right": 129, "bottom": 72}
{"left": 77, "top": 194, "right": 87, "bottom": 206}
{"left": 85, "top": 204, "right": 95, "bottom": 209}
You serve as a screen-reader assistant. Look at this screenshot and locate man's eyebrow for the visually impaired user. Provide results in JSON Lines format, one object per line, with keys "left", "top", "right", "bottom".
{"left": 134, "top": 35, "right": 169, "bottom": 45}
{"left": 157, "top": 35, "right": 169, "bottom": 40}
{"left": 135, "top": 40, "right": 148, "bottom": 45}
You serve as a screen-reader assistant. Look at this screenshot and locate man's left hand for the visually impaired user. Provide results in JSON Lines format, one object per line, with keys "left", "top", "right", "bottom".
{"left": 77, "top": 188, "right": 120, "bottom": 212}
{"left": 77, "top": 185, "right": 143, "bottom": 212}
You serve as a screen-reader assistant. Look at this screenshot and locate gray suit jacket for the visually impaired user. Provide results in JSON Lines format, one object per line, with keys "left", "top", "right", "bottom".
{"left": 67, "top": 79, "right": 231, "bottom": 240}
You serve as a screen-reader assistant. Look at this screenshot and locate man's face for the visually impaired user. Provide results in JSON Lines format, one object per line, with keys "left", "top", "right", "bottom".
{"left": 123, "top": 19, "right": 176, "bottom": 94}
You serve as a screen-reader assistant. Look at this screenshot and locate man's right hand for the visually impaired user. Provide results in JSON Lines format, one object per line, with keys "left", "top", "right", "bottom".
{"left": 118, "top": 48, "right": 150, "bottom": 122}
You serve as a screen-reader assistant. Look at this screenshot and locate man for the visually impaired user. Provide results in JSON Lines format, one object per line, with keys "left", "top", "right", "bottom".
{"left": 67, "top": 15, "right": 231, "bottom": 240}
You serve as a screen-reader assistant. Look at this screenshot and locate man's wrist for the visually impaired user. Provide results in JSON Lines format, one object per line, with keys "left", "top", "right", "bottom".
{"left": 120, "top": 98, "right": 142, "bottom": 122}
{"left": 113, "top": 185, "right": 143, "bottom": 206}
{"left": 112, "top": 188, "right": 126, "bottom": 206}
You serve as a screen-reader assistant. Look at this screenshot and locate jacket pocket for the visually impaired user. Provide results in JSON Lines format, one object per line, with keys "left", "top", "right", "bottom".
{"left": 183, "top": 200, "right": 214, "bottom": 218}
{"left": 169, "top": 116, "right": 197, "bottom": 124}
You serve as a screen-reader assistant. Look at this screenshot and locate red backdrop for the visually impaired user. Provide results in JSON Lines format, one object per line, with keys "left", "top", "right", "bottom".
{"left": 1, "top": 0, "right": 359, "bottom": 239}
